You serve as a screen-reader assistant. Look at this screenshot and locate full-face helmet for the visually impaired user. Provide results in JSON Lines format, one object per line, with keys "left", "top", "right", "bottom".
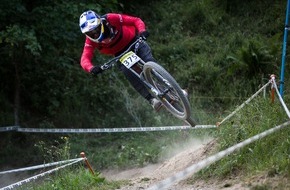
{"left": 79, "top": 10, "right": 105, "bottom": 43}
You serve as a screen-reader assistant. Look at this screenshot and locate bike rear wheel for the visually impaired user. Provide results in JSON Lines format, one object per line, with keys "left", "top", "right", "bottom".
{"left": 143, "top": 61, "right": 194, "bottom": 123}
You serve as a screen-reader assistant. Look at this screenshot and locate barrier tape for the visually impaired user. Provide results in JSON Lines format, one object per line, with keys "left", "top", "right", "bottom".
{"left": 0, "top": 126, "right": 19, "bottom": 132}
{"left": 146, "top": 120, "right": 290, "bottom": 190}
{"left": 0, "top": 158, "right": 84, "bottom": 190}
{"left": 217, "top": 80, "right": 271, "bottom": 126}
{"left": 0, "top": 158, "right": 82, "bottom": 175}
{"left": 0, "top": 125, "right": 216, "bottom": 134}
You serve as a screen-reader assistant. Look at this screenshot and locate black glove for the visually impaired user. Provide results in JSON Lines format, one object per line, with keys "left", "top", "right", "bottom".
{"left": 90, "top": 65, "right": 103, "bottom": 76}
{"left": 139, "top": 31, "right": 149, "bottom": 40}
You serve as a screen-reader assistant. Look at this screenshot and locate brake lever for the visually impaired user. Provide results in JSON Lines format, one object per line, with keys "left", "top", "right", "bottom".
{"left": 101, "top": 64, "right": 112, "bottom": 70}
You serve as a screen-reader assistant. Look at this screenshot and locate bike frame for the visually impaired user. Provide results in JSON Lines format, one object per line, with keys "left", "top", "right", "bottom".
{"left": 101, "top": 38, "right": 172, "bottom": 99}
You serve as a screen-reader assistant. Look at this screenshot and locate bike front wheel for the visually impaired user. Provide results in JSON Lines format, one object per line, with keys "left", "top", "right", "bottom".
{"left": 143, "top": 61, "right": 194, "bottom": 123}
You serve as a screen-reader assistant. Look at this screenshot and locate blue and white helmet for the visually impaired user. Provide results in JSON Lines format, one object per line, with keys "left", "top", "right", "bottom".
{"left": 79, "top": 10, "right": 105, "bottom": 42}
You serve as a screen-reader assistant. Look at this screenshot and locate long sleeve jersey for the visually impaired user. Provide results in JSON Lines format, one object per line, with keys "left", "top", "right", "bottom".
{"left": 80, "top": 13, "right": 146, "bottom": 72}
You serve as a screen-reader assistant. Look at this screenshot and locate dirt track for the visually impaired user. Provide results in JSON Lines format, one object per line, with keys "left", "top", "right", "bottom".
{"left": 102, "top": 137, "right": 290, "bottom": 190}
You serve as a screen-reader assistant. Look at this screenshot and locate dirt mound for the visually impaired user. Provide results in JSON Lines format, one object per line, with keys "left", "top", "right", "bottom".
{"left": 102, "top": 137, "right": 290, "bottom": 190}
{"left": 102, "top": 137, "right": 215, "bottom": 189}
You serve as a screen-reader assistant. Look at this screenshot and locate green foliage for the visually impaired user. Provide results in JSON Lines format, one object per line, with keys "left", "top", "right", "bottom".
{"left": 34, "top": 136, "right": 71, "bottom": 162}
{"left": 24, "top": 168, "right": 123, "bottom": 190}
{"left": 226, "top": 38, "right": 280, "bottom": 78}
{"left": 0, "top": 24, "right": 41, "bottom": 57}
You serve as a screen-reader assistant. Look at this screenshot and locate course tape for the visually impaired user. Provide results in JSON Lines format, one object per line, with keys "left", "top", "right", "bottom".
{"left": 147, "top": 120, "right": 290, "bottom": 190}
{"left": 218, "top": 80, "right": 271, "bottom": 126}
{"left": 0, "top": 126, "right": 19, "bottom": 132}
{"left": 0, "top": 158, "right": 84, "bottom": 190}
{"left": 0, "top": 125, "right": 216, "bottom": 133}
{"left": 0, "top": 158, "right": 82, "bottom": 175}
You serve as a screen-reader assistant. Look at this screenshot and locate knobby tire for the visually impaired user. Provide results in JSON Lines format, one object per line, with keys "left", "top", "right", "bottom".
{"left": 143, "top": 61, "right": 196, "bottom": 126}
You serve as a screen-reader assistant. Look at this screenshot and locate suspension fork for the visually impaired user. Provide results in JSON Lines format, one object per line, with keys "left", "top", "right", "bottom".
{"left": 128, "top": 66, "right": 171, "bottom": 98}
{"left": 140, "top": 72, "right": 162, "bottom": 97}
{"left": 150, "top": 69, "right": 172, "bottom": 89}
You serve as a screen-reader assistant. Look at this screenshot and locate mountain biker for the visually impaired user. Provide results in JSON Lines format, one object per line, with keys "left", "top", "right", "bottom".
{"left": 79, "top": 10, "right": 163, "bottom": 109}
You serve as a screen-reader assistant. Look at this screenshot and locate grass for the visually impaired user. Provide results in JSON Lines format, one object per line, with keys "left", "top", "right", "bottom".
{"left": 19, "top": 167, "right": 126, "bottom": 190}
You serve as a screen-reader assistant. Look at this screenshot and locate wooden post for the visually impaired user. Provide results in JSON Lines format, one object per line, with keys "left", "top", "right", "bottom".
{"left": 80, "top": 152, "right": 95, "bottom": 175}
{"left": 270, "top": 75, "right": 275, "bottom": 104}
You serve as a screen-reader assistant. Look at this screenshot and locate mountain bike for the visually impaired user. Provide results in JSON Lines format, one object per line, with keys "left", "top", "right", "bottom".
{"left": 100, "top": 37, "right": 197, "bottom": 127}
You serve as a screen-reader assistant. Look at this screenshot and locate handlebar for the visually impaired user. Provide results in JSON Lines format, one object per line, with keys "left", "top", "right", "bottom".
{"left": 100, "top": 37, "right": 144, "bottom": 71}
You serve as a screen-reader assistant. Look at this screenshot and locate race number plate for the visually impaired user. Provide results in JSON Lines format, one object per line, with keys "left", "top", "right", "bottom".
{"left": 120, "top": 51, "right": 140, "bottom": 69}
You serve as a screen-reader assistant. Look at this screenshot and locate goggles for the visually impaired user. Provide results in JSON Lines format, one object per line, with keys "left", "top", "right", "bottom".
{"left": 85, "top": 24, "right": 105, "bottom": 42}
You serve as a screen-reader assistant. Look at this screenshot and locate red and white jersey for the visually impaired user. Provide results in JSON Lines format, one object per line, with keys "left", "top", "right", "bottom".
{"left": 80, "top": 13, "right": 146, "bottom": 72}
